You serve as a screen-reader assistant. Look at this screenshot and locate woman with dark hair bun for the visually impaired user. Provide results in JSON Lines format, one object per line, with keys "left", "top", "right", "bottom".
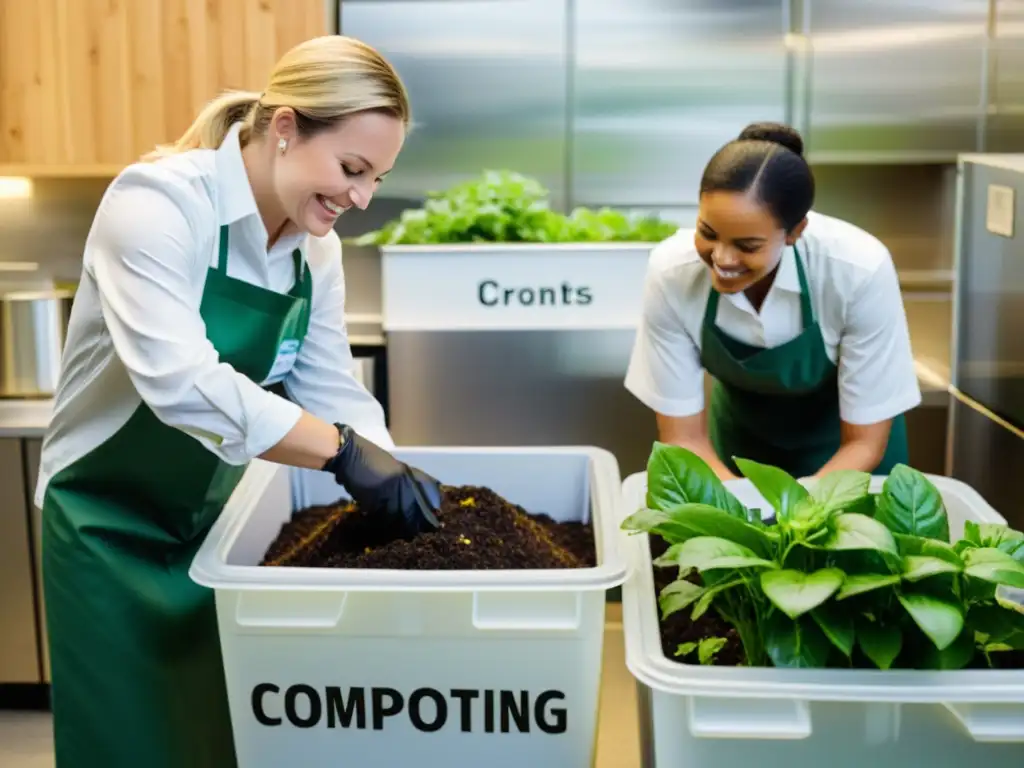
{"left": 625, "top": 121, "right": 919, "bottom": 480}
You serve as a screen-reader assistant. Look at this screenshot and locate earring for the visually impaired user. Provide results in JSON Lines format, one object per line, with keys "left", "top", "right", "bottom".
{"left": 277, "top": 137, "right": 287, "bottom": 154}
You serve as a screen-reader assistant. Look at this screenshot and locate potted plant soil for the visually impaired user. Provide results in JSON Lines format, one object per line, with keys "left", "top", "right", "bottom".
{"left": 617, "top": 442, "right": 1024, "bottom": 767}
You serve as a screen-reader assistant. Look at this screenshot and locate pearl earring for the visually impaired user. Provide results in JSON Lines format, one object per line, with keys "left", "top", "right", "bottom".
{"left": 277, "top": 137, "right": 287, "bottom": 154}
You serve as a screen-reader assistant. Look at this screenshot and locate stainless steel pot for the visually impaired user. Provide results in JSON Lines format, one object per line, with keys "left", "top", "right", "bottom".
{"left": 0, "top": 289, "right": 75, "bottom": 398}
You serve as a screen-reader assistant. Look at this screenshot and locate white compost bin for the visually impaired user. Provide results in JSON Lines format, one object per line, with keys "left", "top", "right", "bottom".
{"left": 190, "top": 447, "right": 628, "bottom": 768}
{"left": 619, "top": 471, "right": 1024, "bottom": 768}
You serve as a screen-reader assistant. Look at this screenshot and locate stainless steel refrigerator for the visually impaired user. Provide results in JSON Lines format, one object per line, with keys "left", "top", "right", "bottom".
{"left": 947, "top": 155, "right": 1024, "bottom": 530}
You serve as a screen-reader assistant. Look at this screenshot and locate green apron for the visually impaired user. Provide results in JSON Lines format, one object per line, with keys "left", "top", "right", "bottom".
{"left": 702, "top": 243, "right": 909, "bottom": 479}
{"left": 41, "top": 224, "right": 312, "bottom": 767}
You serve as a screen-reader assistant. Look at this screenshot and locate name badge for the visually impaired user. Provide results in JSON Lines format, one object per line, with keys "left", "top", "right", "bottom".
{"left": 262, "top": 339, "right": 301, "bottom": 386}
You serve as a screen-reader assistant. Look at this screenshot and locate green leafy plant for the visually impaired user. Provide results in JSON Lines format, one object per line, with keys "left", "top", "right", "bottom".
{"left": 352, "top": 169, "right": 679, "bottom": 246}
{"left": 675, "top": 636, "right": 730, "bottom": 665}
{"left": 622, "top": 442, "right": 1024, "bottom": 670}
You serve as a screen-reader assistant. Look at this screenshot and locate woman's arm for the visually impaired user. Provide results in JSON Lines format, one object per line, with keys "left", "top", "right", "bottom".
{"left": 657, "top": 410, "right": 738, "bottom": 480}
{"left": 276, "top": 231, "right": 394, "bottom": 452}
{"left": 90, "top": 168, "right": 308, "bottom": 465}
{"left": 814, "top": 419, "right": 891, "bottom": 477}
{"left": 815, "top": 245, "right": 921, "bottom": 476}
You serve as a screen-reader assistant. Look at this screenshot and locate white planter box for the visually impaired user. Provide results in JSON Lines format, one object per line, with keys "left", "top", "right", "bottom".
{"left": 619, "top": 472, "right": 1024, "bottom": 767}
{"left": 190, "top": 447, "right": 628, "bottom": 768}
{"left": 380, "top": 242, "right": 655, "bottom": 331}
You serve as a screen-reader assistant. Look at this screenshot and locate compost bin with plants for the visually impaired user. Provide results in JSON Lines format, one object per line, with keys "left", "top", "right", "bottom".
{"left": 622, "top": 442, "right": 1024, "bottom": 671}
{"left": 352, "top": 169, "right": 679, "bottom": 246}
{"left": 261, "top": 483, "right": 596, "bottom": 571}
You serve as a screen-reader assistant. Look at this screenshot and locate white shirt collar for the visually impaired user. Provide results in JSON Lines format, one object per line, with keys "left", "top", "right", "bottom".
{"left": 215, "top": 122, "right": 261, "bottom": 226}
{"left": 772, "top": 244, "right": 801, "bottom": 293}
{"left": 214, "top": 122, "right": 307, "bottom": 254}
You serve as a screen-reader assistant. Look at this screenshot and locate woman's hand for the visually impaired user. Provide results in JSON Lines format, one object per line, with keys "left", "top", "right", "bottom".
{"left": 323, "top": 425, "right": 443, "bottom": 537}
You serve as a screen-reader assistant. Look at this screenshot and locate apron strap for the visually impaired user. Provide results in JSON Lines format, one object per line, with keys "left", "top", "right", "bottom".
{"left": 213, "top": 224, "right": 307, "bottom": 297}
{"left": 289, "top": 248, "right": 305, "bottom": 297}
{"left": 212, "top": 224, "right": 230, "bottom": 274}
{"left": 791, "top": 242, "right": 814, "bottom": 328}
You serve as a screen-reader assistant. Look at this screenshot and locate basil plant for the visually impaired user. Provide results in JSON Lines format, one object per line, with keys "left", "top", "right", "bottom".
{"left": 622, "top": 443, "right": 1024, "bottom": 670}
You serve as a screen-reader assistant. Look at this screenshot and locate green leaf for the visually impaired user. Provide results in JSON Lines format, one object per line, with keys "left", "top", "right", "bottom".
{"left": 809, "top": 470, "right": 871, "bottom": 514}
{"left": 963, "top": 548, "right": 1024, "bottom": 588}
{"left": 760, "top": 568, "right": 845, "bottom": 619}
{"left": 836, "top": 573, "right": 902, "bottom": 600}
{"left": 811, "top": 603, "right": 856, "bottom": 657}
{"left": 968, "top": 604, "right": 1024, "bottom": 644}
{"left": 895, "top": 534, "right": 963, "bottom": 565}
{"left": 898, "top": 594, "right": 964, "bottom": 650}
{"left": 646, "top": 443, "right": 748, "bottom": 519}
{"left": 763, "top": 611, "right": 833, "bottom": 668}
{"left": 969, "top": 523, "right": 1024, "bottom": 561}
{"left": 920, "top": 629, "right": 975, "bottom": 670}
{"left": 876, "top": 465, "right": 949, "bottom": 541}
{"left": 698, "top": 637, "right": 729, "bottom": 665}
{"left": 658, "top": 579, "right": 705, "bottom": 619}
{"left": 857, "top": 618, "right": 903, "bottom": 669}
{"left": 643, "top": 503, "right": 778, "bottom": 559}
{"left": 902, "top": 555, "right": 963, "bottom": 582}
{"left": 674, "top": 641, "right": 698, "bottom": 658}
{"left": 823, "top": 513, "right": 899, "bottom": 556}
{"left": 733, "top": 458, "right": 810, "bottom": 520}
{"left": 996, "top": 585, "right": 1024, "bottom": 616}
{"left": 620, "top": 508, "right": 695, "bottom": 543}
{"left": 691, "top": 578, "right": 744, "bottom": 621}
{"left": 656, "top": 536, "right": 777, "bottom": 573}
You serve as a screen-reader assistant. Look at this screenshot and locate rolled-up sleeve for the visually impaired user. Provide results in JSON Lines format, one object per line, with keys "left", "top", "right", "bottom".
{"left": 624, "top": 259, "right": 706, "bottom": 418}
{"left": 87, "top": 169, "right": 302, "bottom": 464}
{"left": 837, "top": 255, "right": 922, "bottom": 425}
{"left": 281, "top": 233, "right": 394, "bottom": 450}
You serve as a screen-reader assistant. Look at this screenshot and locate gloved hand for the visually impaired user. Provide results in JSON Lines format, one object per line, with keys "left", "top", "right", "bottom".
{"left": 322, "top": 424, "right": 442, "bottom": 537}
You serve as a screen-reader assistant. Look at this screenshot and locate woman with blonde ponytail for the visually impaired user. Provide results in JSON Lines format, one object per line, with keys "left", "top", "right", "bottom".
{"left": 37, "top": 35, "right": 442, "bottom": 768}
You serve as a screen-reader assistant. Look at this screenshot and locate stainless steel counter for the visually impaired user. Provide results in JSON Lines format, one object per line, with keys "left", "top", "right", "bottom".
{"left": 0, "top": 400, "right": 53, "bottom": 438}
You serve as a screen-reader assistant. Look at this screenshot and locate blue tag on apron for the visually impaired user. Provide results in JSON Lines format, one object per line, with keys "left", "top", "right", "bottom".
{"left": 262, "top": 338, "right": 301, "bottom": 385}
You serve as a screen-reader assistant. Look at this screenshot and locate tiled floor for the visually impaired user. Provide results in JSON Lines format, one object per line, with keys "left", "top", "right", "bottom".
{"left": 0, "top": 605, "right": 641, "bottom": 768}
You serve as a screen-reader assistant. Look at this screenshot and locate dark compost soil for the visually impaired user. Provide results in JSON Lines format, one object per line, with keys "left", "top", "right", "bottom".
{"left": 649, "top": 536, "right": 746, "bottom": 667}
{"left": 261, "top": 484, "right": 596, "bottom": 570}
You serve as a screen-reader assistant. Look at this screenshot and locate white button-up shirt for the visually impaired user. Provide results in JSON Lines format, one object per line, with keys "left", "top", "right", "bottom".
{"left": 36, "top": 123, "right": 391, "bottom": 506}
{"left": 624, "top": 210, "right": 922, "bottom": 426}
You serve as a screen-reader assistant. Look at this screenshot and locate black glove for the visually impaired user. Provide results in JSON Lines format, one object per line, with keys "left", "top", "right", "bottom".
{"left": 322, "top": 424, "right": 442, "bottom": 537}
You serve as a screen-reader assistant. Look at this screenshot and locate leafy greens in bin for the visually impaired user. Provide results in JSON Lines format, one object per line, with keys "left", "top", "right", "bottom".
{"left": 622, "top": 442, "right": 1024, "bottom": 670}
{"left": 352, "top": 170, "right": 679, "bottom": 246}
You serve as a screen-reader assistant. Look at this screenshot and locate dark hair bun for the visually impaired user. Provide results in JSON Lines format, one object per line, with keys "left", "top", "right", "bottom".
{"left": 738, "top": 122, "right": 804, "bottom": 157}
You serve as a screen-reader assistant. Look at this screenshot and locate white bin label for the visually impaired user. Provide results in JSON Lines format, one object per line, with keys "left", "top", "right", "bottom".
{"left": 381, "top": 244, "right": 655, "bottom": 331}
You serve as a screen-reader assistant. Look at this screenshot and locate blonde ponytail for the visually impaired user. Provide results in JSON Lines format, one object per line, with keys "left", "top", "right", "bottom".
{"left": 144, "top": 91, "right": 260, "bottom": 160}
{"left": 141, "top": 36, "right": 410, "bottom": 161}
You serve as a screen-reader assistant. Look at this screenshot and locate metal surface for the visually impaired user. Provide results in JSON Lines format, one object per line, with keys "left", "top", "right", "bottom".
{"left": 947, "top": 389, "right": 1024, "bottom": 530}
{"left": 0, "top": 290, "right": 73, "bottom": 398}
{"left": 0, "top": 438, "right": 41, "bottom": 683}
{"left": 987, "top": 0, "right": 1024, "bottom": 152}
{"left": 951, "top": 157, "right": 1024, "bottom": 428}
{"left": 805, "top": 0, "right": 989, "bottom": 161}
{"left": 570, "top": 0, "right": 789, "bottom": 206}
{"left": 337, "top": 0, "right": 570, "bottom": 209}
{"left": 23, "top": 437, "right": 47, "bottom": 683}
{"left": 385, "top": 328, "right": 660, "bottom": 477}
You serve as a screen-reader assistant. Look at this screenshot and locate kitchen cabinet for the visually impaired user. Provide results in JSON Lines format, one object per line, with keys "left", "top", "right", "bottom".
{"left": 802, "top": 0, "right": 989, "bottom": 161}
{"left": 0, "top": 438, "right": 41, "bottom": 684}
{"left": 0, "top": 0, "right": 327, "bottom": 173}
